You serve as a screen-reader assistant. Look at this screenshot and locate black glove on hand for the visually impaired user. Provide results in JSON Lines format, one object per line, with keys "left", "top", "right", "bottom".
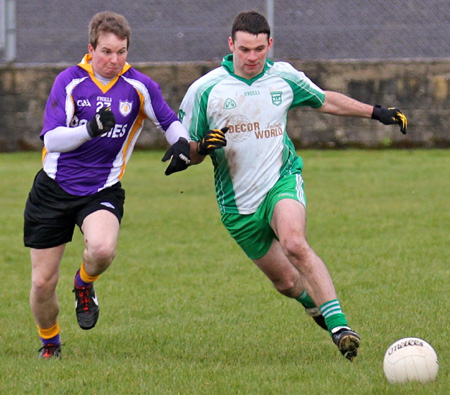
{"left": 162, "top": 137, "right": 191, "bottom": 176}
{"left": 371, "top": 105, "right": 408, "bottom": 134}
{"left": 197, "top": 127, "right": 229, "bottom": 155}
{"left": 87, "top": 107, "right": 116, "bottom": 137}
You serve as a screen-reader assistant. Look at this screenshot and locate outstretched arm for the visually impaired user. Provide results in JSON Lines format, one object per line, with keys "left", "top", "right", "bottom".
{"left": 316, "top": 91, "right": 373, "bottom": 118}
{"left": 316, "top": 91, "right": 407, "bottom": 134}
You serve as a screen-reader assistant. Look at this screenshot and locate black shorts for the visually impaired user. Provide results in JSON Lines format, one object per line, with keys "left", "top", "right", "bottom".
{"left": 24, "top": 169, "right": 125, "bottom": 249}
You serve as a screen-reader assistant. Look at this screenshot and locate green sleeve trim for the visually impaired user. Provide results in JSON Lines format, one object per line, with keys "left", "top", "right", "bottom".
{"left": 276, "top": 71, "right": 325, "bottom": 109}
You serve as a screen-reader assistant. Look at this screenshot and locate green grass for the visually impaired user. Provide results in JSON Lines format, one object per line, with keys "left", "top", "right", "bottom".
{"left": 0, "top": 150, "right": 449, "bottom": 394}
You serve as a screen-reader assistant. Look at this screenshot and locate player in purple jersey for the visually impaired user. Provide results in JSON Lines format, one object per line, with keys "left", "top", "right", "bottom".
{"left": 23, "top": 11, "right": 191, "bottom": 360}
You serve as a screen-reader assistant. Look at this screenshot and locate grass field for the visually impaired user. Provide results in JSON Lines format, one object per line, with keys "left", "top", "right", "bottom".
{"left": 0, "top": 150, "right": 449, "bottom": 394}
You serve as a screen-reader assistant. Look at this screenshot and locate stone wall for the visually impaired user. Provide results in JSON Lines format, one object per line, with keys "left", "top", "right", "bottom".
{"left": 1, "top": 60, "right": 449, "bottom": 152}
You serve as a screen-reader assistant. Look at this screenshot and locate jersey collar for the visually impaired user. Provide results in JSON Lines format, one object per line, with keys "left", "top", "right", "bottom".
{"left": 221, "top": 54, "right": 273, "bottom": 85}
{"left": 78, "top": 54, "right": 132, "bottom": 93}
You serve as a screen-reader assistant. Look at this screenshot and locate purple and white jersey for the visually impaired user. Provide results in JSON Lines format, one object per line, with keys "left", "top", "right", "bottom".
{"left": 41, "top": 54, "right": 179, "bottom": 196}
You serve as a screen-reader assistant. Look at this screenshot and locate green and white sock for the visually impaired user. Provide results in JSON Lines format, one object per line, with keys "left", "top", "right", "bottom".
{"left": 320, "top": 299, "right": 348, "bottom": 333}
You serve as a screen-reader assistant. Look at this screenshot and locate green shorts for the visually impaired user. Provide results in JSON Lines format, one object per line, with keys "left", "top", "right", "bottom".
{"left": 221, "top": 173, "right": 306, "bottom": 260}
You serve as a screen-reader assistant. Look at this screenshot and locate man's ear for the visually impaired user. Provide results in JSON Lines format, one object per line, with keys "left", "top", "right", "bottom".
{"left": 228, "top": 37, "right": 234, "bottom": 52}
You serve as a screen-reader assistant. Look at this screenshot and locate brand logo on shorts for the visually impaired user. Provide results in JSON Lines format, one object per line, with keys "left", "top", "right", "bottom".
{"left": 101, "top": 202, "right": 116, "bottom": 209}
{"left": 277, "top": 192, "right": 294, "bottom": 198}
{"left": 119, "top": 100, "right": 133, "bottom": 117}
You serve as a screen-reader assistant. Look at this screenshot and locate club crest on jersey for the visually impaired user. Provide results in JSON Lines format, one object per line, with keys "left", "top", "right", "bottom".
{"left": 224, "top": 98, "right": 237, "bottom": 109}
{"left": 270, "top": 91, "right": 282, "bottom": 106}
{"left": 119, "top": 100, "right": 133, "bottom": 117}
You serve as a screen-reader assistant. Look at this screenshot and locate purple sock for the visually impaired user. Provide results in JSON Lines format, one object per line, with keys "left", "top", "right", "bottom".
{"left": 74, "top": 269, "right": 90, "bottom": 288}
{"left": 41, "top": 334, "right": 61, "bottom": 346}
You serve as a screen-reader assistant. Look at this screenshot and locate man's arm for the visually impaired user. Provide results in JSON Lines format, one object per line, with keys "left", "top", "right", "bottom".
{"left": 44, "top": 125, "right": 92, "bottom": 152}
{"left": 316, "top": 91, "right": 407, "bottom": 134}
{"left": 44, "top": 107, "right": 116, "bottom": 152}
{"left": 189, "top": 141, "right": 206, "bottom": 165}
{"left": 161, "top": 121, "right": 191, "bottom": 176}
{"left": 316, "top": 91, "right": 373, "bottom": 118}
{"left": 188, "top": 128, "right": 229, "bottom": 165}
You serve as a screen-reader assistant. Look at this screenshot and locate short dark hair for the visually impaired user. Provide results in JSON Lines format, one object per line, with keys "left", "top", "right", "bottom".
{"left": 89, "top": 11, "right": 131, "bottom": 49}
{"left": 231, "top": 11, "right": 271, "bottom": 41}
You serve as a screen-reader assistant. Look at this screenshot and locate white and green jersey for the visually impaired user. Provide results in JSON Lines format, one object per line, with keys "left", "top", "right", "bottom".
{"left": 179, "top": 54, "right": 325, "bottom": 215}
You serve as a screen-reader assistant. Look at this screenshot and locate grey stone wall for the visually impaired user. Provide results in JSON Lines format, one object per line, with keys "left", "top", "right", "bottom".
{"left": 1, "top": 60, "right": 449, "bottom": 152}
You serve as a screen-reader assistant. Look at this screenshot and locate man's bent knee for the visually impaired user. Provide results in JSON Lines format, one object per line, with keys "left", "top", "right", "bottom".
{"left": 91, "top": 244, "right": 115, "bottom": 262}
{"left": 280, "top": 236, "right": 311, "bottom": 262}
{"left": 31, "top": 277, "right": 57, "bottom": 300}
{"left": 84, "top": 238, "right": 116, "bottom": 270}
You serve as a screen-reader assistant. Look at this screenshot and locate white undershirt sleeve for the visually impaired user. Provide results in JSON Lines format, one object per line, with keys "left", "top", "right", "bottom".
{"left": 164, "top": 120, "right": 190, "bottom": 146}
{"left": 43, "top": 125, "right": 92, "bottom": 153}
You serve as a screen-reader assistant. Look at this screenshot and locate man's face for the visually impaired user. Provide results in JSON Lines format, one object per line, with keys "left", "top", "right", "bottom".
{"left": 228, "top": 31, "right": 273, "bottom": 79}
{"left": 88, "top": 32, "right": 128, "bottom": 79}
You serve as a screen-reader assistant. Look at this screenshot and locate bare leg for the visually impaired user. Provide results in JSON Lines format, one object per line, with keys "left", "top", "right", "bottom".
{"left": 81, "top": 210, "right": 120, "bottom": 276}
{"left": 253, "top": 238, "right": 304, "bottom": 298}
{"left": 270, "top": 199, "right": 337, "bottom": 307}
{"left": 30, "top": 245, "right": 66, "bottom": 329}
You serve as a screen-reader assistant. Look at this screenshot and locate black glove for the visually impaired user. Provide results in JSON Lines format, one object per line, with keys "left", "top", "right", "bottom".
{"left": 197, "top": 127, "right": 228, "bottom": 155}
{"left": 87, "top": 107, "right": 116, "bottom": 137}
{"left": 371, "top": 105, "right": 408, "bottom": 135}
{"left": 162, "top": 137, "right": 191, "bottom": 176}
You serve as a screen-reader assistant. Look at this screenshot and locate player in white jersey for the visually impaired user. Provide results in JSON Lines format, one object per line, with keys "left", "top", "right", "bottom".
{"left": 179, "top": 11, "right": 407, "bottom": 361}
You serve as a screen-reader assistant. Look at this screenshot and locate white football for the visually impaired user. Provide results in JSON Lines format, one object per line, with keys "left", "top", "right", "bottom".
{"left": 383, "top": 337, "right": 439, "bottom": 384}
